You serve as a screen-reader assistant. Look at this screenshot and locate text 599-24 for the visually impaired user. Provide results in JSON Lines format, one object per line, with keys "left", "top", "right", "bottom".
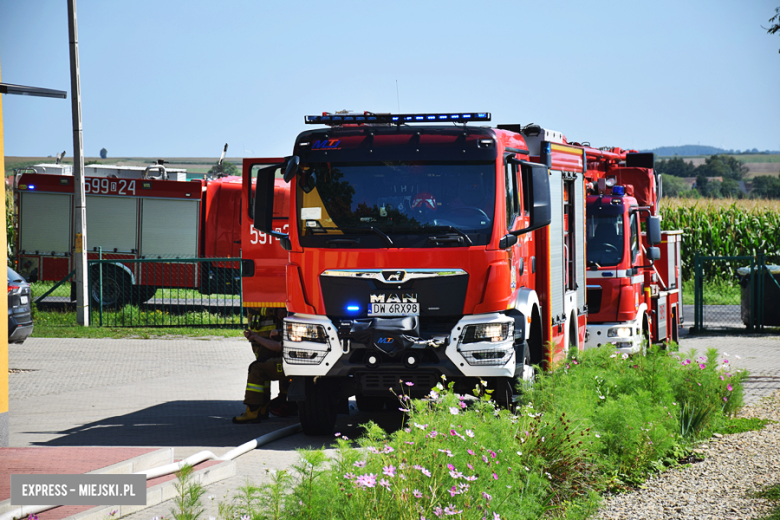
{"left": 84, "top": 178, "right": 136, "bottom": 196}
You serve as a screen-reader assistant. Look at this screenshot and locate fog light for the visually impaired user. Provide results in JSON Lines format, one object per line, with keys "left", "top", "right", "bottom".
{"left": 607, "top": 326, "right": 632, "bottom": 338}
{"left": 461, "top": 322, "right": 513, "bottom": 344}
{"left": 366, "top": 354, "right": 379, "bottom": 368}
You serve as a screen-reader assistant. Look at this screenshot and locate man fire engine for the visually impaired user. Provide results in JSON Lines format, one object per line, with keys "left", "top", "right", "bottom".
{"left": 580, "top": 147, "right": 682, "bottom": 351}
{"left": 245, "top": 112, "right": 591, "bottom": 435}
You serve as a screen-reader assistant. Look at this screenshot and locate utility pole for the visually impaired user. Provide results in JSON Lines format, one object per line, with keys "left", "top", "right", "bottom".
{"left": 68, "top": 0, "right": 89, "bottom": 325}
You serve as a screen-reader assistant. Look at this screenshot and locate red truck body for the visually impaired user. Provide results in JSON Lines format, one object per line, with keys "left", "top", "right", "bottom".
{"left": 15, "top": 166, "right": 246, "bottom": 305}
{"left": 244, "top": 113, "right": 593, "bottom": 434}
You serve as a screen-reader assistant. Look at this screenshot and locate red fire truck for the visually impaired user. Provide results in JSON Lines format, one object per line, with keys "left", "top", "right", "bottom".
{"left": 14, "top": 162, "right": 245, "bottom": 306}
{"left": 579, "top": 147, "right": 683, "bottom": 351}
{"left": 245, "top": 112, "right": 592, "bottom": 435}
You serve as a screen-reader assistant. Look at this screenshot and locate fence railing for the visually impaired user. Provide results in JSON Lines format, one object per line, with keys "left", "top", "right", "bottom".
{"left": 87, "top": 257, "right": 244, "bottom": 328}
{"left": 693, "top": 252, "right": 780, "bottom": 333}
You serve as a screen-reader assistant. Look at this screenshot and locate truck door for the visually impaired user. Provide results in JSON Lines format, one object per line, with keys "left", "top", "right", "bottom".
{"left": 242, "top": 158, "right": 289, "bottom": 309}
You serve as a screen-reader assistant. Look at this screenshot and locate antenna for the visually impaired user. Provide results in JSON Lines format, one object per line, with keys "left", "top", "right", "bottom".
{"left": 396, "top": 80, "right": 401, "bottom": 113}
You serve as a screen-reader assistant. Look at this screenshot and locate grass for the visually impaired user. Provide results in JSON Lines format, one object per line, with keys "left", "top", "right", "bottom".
{"left": 33, "top": 311, "right": 244, "bottom": 339}
{"left": 715, "top": 416, "right": 775, "bottom": 435}
{"left": 753, "top": 483, "right": 780, "bottom": 520}
{"left": 682, "top": 278, "right": 741, "bottom": 305}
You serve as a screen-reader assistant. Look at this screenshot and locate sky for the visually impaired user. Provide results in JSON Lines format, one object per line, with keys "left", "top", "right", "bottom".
{"left": 1, "top": 0, "right": 779, "bottom": 159}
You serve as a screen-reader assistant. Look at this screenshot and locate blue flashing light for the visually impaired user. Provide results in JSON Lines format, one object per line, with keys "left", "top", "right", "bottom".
{"left": 304, "top": 112, "right": 492, "bottom": 126}
{"left": 346, "top": 305, "right": 360, "bottom": 312}
{"left": 28, "top": 185, "right": 35, "bottom": 190}
{"left": 612, "top": 185, "right": 626, "bottom": 197}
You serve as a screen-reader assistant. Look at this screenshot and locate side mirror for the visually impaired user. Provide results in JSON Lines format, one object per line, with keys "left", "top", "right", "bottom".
{"left": 509, "top": 159, "right": 552, "bottom": 236}
{"left": 254, "top": 163, "right": 288, "bottom": 241}
{"left": 499, "top": 234, "right": 518, "bottom": 249}
{"left": 283, "top": 156, "right": 300, "bottom": 183}
{"left": 648, "top": 216, "right": 662, "bottom": 245}
{"left": 648, "top": 246, "right": 661, "bottom": 262}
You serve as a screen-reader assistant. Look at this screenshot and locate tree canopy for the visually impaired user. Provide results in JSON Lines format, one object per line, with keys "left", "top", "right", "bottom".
{"left": 208, "top": 161, "right": 239, "bottom": 177}
{"left": 767, "top": 6, "right": 780, "bottom": 53}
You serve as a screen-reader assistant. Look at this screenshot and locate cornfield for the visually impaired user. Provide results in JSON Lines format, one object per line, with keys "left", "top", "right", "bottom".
{"left": 660, "top": 198, "right": 780, "bottom": 281}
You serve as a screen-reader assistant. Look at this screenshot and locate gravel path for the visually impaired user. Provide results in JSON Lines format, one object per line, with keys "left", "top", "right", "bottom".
{"left": 595, "top": 389, "right": 780, "bottom": 520}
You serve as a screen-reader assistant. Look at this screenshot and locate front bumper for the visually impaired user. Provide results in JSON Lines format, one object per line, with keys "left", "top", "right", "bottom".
{"left": 282, "top": 312, "right": 518, "bottom": 380}
{"left": 585, "top": 317, "right": 643, "bottom": 354}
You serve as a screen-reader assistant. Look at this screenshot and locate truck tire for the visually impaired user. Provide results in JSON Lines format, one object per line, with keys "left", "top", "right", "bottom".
{"left": 89, "top": 265, "right": 131, "bottom": 308}
{"left": 355, "top": 394, "right": 385, "bottom": 412}
{"left": 298, "top": 377, "right": 338, "bottom": 436}
{"left": 132, "top": 285, "right": 158, "bottom": 304}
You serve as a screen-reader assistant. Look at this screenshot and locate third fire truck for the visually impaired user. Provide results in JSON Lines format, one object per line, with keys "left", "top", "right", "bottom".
{"left": 579, "top": 147, "right": 683, "bottom": 351}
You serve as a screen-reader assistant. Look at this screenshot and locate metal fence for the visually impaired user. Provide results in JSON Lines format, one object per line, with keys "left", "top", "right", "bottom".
{"left": 693, "top": 252, "right": 780, "bottom": 333}
{"left": 34, "top": 257, "right": 245, "bottom": 328}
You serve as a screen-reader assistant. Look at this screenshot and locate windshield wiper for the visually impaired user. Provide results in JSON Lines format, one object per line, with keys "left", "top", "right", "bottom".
{"left": 341, "top": 227, "right": 394, "bottom": 247}
{"left": 425, "top": 225, "right": 473, "bottom": 245}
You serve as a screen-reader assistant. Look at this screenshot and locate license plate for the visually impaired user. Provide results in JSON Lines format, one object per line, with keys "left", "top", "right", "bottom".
{"left": 20, "top": 295, "right": 28, "bottom": 305}
{"left": 368, "top": 303, "right": 419, "bottom": 316}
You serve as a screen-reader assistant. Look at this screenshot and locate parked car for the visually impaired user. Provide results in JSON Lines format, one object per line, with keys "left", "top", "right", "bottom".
{"left": 8, "top": 266, "right": 33, "bottom": 344}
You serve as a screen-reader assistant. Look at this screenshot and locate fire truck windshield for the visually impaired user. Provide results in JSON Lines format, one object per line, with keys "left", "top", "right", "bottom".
{"left": 587, "top": 212, "right": 625, "bottom": 267}
{"left": 296, "top": 161, "right": 495, "bottom": 248}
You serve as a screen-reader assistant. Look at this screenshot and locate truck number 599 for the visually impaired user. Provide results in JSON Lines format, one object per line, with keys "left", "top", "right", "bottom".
{"left": 248, "top": 224, "right": 288, "bottom": 245}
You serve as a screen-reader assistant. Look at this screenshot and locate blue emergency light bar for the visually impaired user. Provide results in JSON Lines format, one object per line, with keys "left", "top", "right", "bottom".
{"left": 304, "top": 112, "right": 491, "bottom": 126}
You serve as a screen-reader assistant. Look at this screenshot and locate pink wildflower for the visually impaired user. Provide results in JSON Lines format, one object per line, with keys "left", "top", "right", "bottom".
{"left": 492, "top": 472, "right": 498, "bottom": 480}
{"left": 379, "top": 478, "right": 391, "bottom": 490}
{"left": 383, "top": 465, "right": 396, "bottom": 477}
{"left": 699, "top": 363, "right": 706, "bottom": 370}
{"left": 727, "top": 383, "right": 733, "bottom": 392}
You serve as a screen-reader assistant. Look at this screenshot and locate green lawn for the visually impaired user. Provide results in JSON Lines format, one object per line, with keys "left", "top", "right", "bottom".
{"left": 682, "top": 278, "right": 741, "bottom": 306}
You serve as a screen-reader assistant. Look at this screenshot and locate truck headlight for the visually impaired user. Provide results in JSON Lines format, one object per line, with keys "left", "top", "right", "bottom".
{"left": 607, "top": 326, "right": 633, "bottom": 338}
{"left": 461, "top": 323, "right": 513, "bottom": 344}
{"left": 285, "top": 322, "right": 327, "bottom": 343}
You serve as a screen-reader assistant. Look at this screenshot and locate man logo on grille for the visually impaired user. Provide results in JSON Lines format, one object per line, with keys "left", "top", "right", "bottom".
{"left": 383, "top": 271, "right": 405, "bottom": 282}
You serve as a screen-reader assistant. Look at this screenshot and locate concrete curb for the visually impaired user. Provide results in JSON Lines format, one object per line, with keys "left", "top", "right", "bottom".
{"left": 66, "top": 459, "right": 237, "bottom": 520}
{"left": 0, "top": 450, "right": 173, "bottom": 516}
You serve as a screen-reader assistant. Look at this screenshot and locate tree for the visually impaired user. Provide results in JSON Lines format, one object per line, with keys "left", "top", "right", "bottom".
{"left": 720, "top": 178, "right": 742, "bottom": 198}
{"left": 694, "top": 154, "right": 748, "bottom": 180}
{"left": 751, "top": 175, "right": 780, "bottom": 198}
{"left": 208, "top": 161, "right": 239, "bottom": 177}
{"left": 100, "top": 148, "right": 107, "bottom": 159}
{"left": 661, "top": 174, "right": 687, "bottom": 197}
{"left": 766, "top": 6, "right": 780, "bottom": 53}
{"left": 702, "top": 180, "right": 723, "bottom": 198}
{"left": 654, "top": 156, "right": 695, "bottom": 177}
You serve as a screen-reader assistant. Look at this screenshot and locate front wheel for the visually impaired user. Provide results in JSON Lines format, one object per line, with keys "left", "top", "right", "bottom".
{"left": 298, "top": 377, "right": 338, "bottom": 436}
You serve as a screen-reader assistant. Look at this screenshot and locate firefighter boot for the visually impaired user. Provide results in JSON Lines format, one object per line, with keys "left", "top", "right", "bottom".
{"left": 232, "top": 405, "right": 268, "bottom": 424}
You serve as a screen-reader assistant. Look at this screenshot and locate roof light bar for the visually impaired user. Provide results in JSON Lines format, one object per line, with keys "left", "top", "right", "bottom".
{"left": 304, "top": 112, "right": 491, "bottom": 126}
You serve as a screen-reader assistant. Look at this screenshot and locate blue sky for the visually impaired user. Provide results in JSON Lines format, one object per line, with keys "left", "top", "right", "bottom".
{"left": 1, "top": 0, "right": 779, "bottom": 158}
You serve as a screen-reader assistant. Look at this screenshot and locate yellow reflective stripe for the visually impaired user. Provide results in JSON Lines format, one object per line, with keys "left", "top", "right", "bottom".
{"left": 246, "top": 383, "right": 265, "bottom": 393}
{"left": 244, "top": 302, "right": 286, "bottom": 308}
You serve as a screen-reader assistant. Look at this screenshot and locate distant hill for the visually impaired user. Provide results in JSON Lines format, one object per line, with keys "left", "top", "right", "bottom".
{"left": 642, "top": 145, "right": 728, "bottom": 157}
{"left": 643, "top": 145, "right": 780, "bottom": 157}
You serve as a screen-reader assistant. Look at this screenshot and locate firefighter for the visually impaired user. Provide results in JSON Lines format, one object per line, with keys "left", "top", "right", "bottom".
{"left": 232, "top": 307, "right": 298, "bottom": 424}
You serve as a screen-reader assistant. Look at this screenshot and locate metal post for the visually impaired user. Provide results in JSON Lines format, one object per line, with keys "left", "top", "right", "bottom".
{"left": 98, "top": 248, "right": 103, "bottom": 326}
{"left": 68, "top": 0, "right": 89, "bottom": 325}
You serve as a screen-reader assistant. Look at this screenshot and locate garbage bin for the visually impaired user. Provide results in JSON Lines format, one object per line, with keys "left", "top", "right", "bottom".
{"left": 737, "top": 264, "right": 780, "bottom": 327}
